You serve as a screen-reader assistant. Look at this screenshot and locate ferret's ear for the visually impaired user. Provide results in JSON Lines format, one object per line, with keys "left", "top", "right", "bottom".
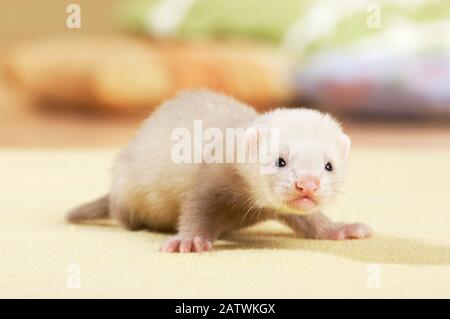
{"left": 339, "top": 133, "right": 351, "bottom": 158}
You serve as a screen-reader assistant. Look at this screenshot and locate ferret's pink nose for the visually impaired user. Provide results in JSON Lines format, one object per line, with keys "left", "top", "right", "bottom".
{"left": 295, "top": 176, "right": 320, "bottom": 194}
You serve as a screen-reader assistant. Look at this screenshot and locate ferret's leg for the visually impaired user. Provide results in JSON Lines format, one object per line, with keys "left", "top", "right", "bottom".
{"left": 281, "top": 211, "right": 373, "bottom": 240}
{"left": 160, "top": 191, "right": 221, "bottom": 253}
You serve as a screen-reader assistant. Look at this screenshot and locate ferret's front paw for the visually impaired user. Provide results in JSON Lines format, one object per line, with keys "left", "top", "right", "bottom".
{"left": 160, "top": 235, "right": 213, "bottom": 253}
{"left": 327, "top": 223, "right": 373, "bottom": 240}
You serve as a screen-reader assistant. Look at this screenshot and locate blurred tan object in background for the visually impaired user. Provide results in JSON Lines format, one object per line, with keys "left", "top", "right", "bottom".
{"left": 3, "top": 35, "right": 296, "bottom": 114}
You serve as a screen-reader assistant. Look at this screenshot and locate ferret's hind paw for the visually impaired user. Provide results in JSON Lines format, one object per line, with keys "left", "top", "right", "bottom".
{"left": 328, "top": 223, "right": 373, "bottom": 240}
{"left": 160, "top": 236, "right": 213, "bottom": 253}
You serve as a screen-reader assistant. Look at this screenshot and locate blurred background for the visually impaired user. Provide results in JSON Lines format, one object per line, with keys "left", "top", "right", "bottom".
{"left": 1, "top": 0, "right": 450, "bottom": 148}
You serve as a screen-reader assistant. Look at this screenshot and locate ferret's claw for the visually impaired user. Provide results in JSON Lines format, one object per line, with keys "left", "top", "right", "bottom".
{"left": 160, "top": 237, "right": 181, "bottom": 253}
{"left": 193, "top": 236, "right": 213, "bottom": 252}
{"left": 160, "top": 236, "right": 213, "bottom": 253}
{"left": 328, "top": 223, "right": 373, "bottom": 240}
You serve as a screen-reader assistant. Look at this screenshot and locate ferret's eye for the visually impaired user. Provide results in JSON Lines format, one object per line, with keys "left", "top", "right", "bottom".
{"left": 325, "top": 162, "right": 333, "bottom": 172}
{"left": 276, "top": 157, "right": 287, "bottom": 168}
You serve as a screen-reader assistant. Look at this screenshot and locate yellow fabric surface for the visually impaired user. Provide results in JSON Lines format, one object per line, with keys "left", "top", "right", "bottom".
{"left": 1, "top": 147, "right": 449, "bottom": 298}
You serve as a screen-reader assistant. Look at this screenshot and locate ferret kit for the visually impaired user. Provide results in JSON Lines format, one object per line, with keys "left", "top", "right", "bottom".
{"left": 68, "top": 90, "right": 372, "bottom": 253}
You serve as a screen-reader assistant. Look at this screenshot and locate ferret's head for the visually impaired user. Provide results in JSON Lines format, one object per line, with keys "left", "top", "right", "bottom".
{"left": 242, "top": 108, "right": 351, "bottom": 215}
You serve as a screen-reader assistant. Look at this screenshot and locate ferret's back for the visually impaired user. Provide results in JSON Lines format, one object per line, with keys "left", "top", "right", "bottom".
{"left": 146, "top": 89, "right": 257, "bottom": 130}
{"left": 110, "top": 90, "right": 258, "bottom": 230}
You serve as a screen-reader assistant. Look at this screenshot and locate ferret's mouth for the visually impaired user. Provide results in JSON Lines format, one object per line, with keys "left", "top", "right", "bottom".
{"left": 287, "top": 195, "right": 317, "bottom": 211}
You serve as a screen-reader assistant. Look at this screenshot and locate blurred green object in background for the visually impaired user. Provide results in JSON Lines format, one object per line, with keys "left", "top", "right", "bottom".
{"left": 118, "top": 0, "right": 450, "bottom": 116}
{"left": 119, "top": 0, "right": 308, "bottom": 42}
{"left": 119, "top": 0, "right": 450, "bottom": 58}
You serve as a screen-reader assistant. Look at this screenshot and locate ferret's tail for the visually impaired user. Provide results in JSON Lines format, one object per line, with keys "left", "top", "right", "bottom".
{"left": 66, "top": 194, "right": 110, "bottom": 223}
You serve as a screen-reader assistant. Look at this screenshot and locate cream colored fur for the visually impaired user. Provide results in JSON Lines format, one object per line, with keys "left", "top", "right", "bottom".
{"left": 68, "top": 89, "right": 372, "bottom": 252}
